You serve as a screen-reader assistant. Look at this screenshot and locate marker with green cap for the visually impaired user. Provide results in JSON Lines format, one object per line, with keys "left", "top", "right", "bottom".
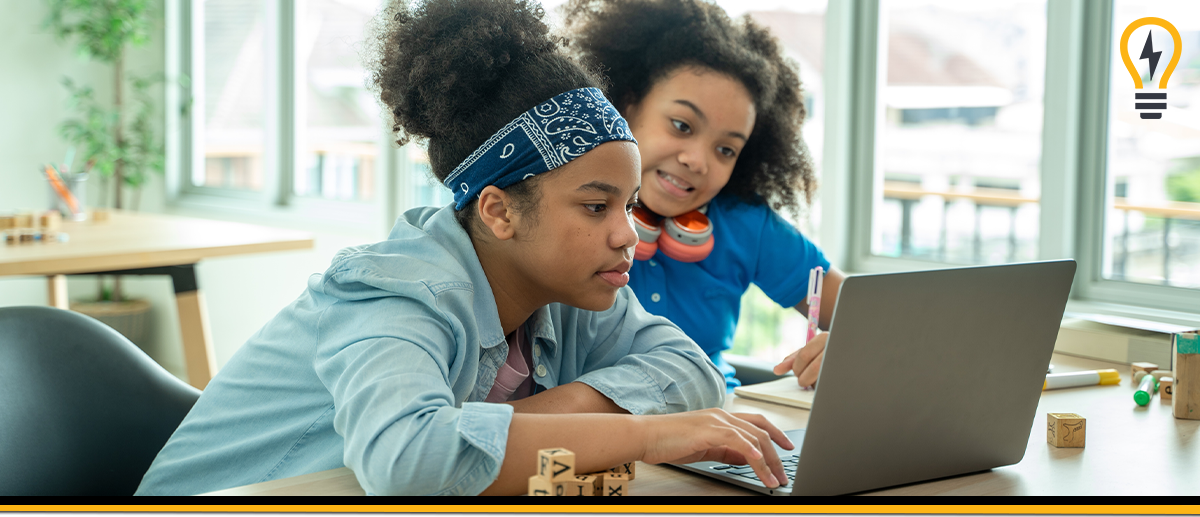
{"left": 1135, "top": 372, "right": 1159, "bottom": 406}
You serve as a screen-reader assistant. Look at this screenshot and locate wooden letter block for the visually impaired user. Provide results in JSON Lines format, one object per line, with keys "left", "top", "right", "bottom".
{"left": 601, "top": 473, "right": 629, "bottom": 496}
{"left": 559, "top": 475, "right": 598, "bottom": 496}
{"left": 1161, "top": 377, "right": 1174, "bottom": 401}
{"left": 528, "top": 475, "right": 554, "bottom": 496}
{"left": 537, "top": 448, "right": 575, "bottom": 482}
{"left": 1131, "top": 362, "right": 1158, "bottom": 382}
{"left": 1174, "top": 332, "right": 1200, "bottom": 420}
{"left": 606, "top": 461, "right": 636, "bottom": 480}
{"left": 39, "top": 211, "right": 61, "bottom": 232}
{"left": 1047, "top": 413, "right": 1086, "bottom": 448}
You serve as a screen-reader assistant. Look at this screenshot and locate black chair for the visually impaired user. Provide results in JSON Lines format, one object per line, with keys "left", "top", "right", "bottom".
{"left": 725, "top": 353, "right": 794, "bottom": 386}
{"left": 0, "top": 306, "right": 201, "bottom": 495}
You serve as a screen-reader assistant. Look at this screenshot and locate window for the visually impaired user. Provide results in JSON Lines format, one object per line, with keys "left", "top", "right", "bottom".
{"left": 835, "top": 0, "right": 1200, "bottom": 318}
{"left": 873, "top": 0, "right": 1046, "bottom": 265}
{"left": 296, "top": 0, "right": 382, "bottom": 202}
{"left": 196, "top": 0, "right": 268, "bottom": 192}
{"left": 729, "top": 0, "right": 829, "bottom": 362}
{"left": 175, "top": 0, "right": 405, "bottom": 224}
{"left": 1103, "top": 0, "right": 1200, "bottom": 290}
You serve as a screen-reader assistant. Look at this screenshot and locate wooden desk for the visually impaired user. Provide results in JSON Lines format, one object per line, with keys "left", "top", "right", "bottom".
{"left": 205, "top": 353, "right": 1199, "bottom": 496}
{"left": 0, "top": 210, "right": 313, "bottom": 389}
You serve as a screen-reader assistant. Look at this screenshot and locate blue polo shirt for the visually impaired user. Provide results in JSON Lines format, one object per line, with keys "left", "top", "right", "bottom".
{"left": 628, "top": 194, "right": 830, "bottom": 389}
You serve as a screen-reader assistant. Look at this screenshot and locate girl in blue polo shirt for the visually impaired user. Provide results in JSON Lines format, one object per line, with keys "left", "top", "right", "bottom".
{"left": 566, "top": 0, "right": 846, "bottom": 390}
{"left": 135, "top": 0, "right": 796, "bottom": 496}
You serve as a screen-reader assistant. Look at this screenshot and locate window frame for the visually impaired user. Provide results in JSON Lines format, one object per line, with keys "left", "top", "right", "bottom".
{"left": 165, "top": 0, "right": 1198, "bottom": 319}
{"left": 825, "top": 0, "right": 1199, "bottom": 322}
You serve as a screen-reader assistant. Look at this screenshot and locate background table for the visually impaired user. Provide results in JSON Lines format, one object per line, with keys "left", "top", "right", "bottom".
{"left": 203, "top": 352, "right": 1198, "bottom": 496}
{"left": 0, "top": 210, "right": 313, "bottom": 389}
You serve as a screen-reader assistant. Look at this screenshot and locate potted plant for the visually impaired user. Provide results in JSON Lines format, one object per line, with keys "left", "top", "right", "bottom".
{"left": 46, "top": 0, "right": 167, "bottom": 345}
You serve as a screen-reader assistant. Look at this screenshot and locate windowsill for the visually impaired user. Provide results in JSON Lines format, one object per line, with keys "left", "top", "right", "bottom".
{"left": 166, "top": 190, "right": 389, "bottom": 239}
{"left": 1062, "top": 299, "right": 1200, "bottom": 331}
{"left": 840, "top": 268, "right": 1200, "bottom": 329}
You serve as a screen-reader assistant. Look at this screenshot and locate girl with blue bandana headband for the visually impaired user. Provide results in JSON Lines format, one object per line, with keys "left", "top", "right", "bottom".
{"left": 136, "top": 0, "right": 794, "bottom": 497}
{"left": 566, "top": 0, "right": 846, "bottom": 392}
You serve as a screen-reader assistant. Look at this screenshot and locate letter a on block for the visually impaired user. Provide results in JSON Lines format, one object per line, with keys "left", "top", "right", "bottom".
{"left": 537, "top": 448, "right": 576, "bottom": 482}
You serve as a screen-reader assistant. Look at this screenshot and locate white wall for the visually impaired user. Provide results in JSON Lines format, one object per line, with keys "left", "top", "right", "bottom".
{"left": 0, "top": 1, "right": 383, "bottom": 383}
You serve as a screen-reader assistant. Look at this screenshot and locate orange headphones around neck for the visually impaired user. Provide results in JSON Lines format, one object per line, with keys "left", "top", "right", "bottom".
{"left": 632, "top": 205, "right": 714, "bottom": 263}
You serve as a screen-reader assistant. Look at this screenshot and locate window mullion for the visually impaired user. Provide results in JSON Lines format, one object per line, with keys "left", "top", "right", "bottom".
{"left": 1075, "top": 0, "right": 1116, "bottom": 299}
{"left": 1039, "top": 0, "right": 1084, "bottom": 275}
{"left": 264, "top": 0, "right": 296, "bottom": 207}
{"left": 823, "top": 0, "right": 881, "bottom": 272}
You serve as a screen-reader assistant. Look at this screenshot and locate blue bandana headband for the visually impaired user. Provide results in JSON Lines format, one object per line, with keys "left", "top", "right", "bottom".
{"left": 443, "top": 87, "right": 636, "bottom": 210}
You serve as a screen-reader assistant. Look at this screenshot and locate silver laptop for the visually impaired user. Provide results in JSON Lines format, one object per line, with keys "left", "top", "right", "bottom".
{"left": 673, "top": 260, "right": 1076, "bottom": 496}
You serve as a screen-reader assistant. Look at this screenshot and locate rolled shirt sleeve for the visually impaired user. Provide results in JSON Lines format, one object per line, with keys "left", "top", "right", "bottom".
{"left": 571, "top": 286, "right": 726, "bottom": 415}
{"left": 312, "top": 282, "right": 723, "bottom": 495}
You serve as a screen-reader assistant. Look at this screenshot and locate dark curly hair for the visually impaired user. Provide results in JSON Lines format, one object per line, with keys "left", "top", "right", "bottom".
{"left": 366, "top": 0, "right": 604, "bottom": 233}
{"left": 562, "top": 0, "right": 816, "bottom": 217}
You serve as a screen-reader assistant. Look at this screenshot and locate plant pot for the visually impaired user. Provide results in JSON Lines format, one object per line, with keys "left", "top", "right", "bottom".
{"left": 71, "top": 298, "right": 152, "bottom": 346}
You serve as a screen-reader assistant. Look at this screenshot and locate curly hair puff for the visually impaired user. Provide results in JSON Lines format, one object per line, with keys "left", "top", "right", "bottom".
{"left": 562, "top": 0, "right": 816, "bottom": 218}
{"left": 365, "top": 0, "right": 605, "bottom": 233}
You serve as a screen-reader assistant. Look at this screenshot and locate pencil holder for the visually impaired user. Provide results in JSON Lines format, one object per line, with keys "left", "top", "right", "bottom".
{"left": 46, "top": 170, "right": 88, "bottom": 221}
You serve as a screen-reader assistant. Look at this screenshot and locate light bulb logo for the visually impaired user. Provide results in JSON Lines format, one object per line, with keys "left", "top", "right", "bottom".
{"left": 1120, "top": 17, "right": 1182, "bottom": 120}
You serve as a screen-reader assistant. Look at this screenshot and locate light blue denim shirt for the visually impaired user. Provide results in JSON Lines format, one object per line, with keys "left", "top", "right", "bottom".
{"left": 135, "top": 204, "right": 725, "bottom": 496}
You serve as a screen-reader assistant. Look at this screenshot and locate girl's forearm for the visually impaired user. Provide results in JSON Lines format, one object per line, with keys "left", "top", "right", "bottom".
{"left": 505, "top": 381, "right": 628, "bottom": 415}
{"left": 478, "top": 412, "right": 645, "bottom": 496}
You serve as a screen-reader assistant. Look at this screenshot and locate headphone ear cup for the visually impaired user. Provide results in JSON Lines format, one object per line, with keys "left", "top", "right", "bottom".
{"left": 657, "top": 209, "right": 714, "bottom": 263}
{"left": 634, "top": 239, "right": 659, "bottom": 261}
{"left": 632, "top": 206, "right": 662, "bottom": 261}
{"left": 658, "top": 232, "right": 713, "bottom": 263}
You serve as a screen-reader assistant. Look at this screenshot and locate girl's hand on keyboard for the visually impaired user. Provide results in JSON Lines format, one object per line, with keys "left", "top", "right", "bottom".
{"left": 636, "top": 409, "right": 793, "bottom": 488}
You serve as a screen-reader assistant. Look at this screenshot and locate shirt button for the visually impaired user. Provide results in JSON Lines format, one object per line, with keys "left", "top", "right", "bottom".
{"left": 536, "top": 364, "right": 547, "bottom": 377}
{"left": 651, "top": 293, "right": 661, "bottom": 302}
{"left": 533, "top": 345, "right": 541, "bottom": 358}
{"left": 649, "top": 260, "right": 657, "bottom": 267}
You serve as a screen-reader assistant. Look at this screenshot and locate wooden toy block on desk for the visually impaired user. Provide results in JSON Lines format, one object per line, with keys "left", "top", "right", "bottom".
{"left": 13, "top": 212, "right": 33, "bottom": 228}
{"left": 559, "top": 474, "right": 599, "bottom": 496}
{"left": 606, "top": 461, "right": 636, "bottom": 479}
{"left": 39, "top": 210, "right": 61, "bottom": 232}
{"left": 1161, "top": 377, "right": 1174, "bottom": 401}
{"left": 537, "top": 448, "right": 575, "bottom": 482}
{"left": 528, "top": 475, "right": 555, "bottom": 496}
{"left": 600, "top": 473, "right": 629, "bottom": 496}
{"left": 1174, "top": 332, "right": 1200, "bottom": 420}
{"left": 1047, "top": 413, "right": 1085, "bottom": 448}
{"left": 1131, "top": 362, "right": 1158, "bottom": 382}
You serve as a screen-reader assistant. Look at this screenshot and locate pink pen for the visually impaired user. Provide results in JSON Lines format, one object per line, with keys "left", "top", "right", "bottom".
{"left": 806, "top": 266, "right": 824, "bottom": 343}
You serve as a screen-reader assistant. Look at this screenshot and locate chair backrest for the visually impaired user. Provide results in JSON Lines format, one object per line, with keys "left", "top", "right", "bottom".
{"left": 0, "top": 306, "right": 201, "bottom": 496}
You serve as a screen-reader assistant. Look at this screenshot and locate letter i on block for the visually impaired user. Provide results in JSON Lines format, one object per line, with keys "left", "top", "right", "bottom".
{"left": 560, "top": 475, "right": 598, "bottom": 496}
{"left": 537, "top": 448, "right": 576, "bottom": 482}
{"left": 1047, "top": 413, "right": 1085, "bottom": 448}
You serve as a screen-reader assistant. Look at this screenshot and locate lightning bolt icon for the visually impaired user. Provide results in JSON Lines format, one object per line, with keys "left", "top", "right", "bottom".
{"left": 1139, "top": 31, "right": 1162, "bottom": 82}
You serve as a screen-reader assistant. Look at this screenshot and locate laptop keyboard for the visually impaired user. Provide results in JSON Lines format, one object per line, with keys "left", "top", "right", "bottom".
{"left": 710, "top": 453, "right": 799, "bottom": 484}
